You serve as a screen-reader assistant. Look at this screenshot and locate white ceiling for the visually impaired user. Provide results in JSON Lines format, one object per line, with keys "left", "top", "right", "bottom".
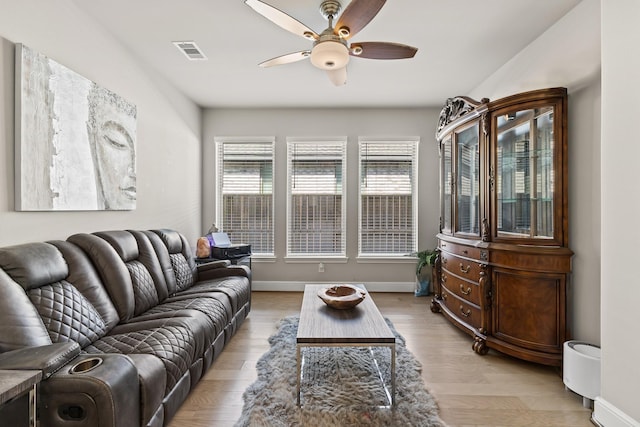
{"left": 72, "top": 0, "right": 581, "bottom": 109}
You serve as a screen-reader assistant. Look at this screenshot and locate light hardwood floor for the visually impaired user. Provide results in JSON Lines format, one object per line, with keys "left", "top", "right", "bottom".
{"left": 169, "top": 291, "right": 593, "bottom": 427}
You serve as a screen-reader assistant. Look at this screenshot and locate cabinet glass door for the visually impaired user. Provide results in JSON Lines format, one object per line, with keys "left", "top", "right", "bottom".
{"left": 441, "top": 136, "right": 452, "bottom": 234}
{"left": 495, "top": 107, "right": 554, "bottom": 239}
{"left": 455, "top": 123, "right": 480, "bottom": 236}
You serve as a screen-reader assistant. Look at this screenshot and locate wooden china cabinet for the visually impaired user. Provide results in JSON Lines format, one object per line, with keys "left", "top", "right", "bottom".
{"left": 430, "top": 88, "right": 572, "bottom": 366}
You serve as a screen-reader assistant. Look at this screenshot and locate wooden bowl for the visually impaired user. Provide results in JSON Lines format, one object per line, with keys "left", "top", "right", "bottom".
{"left": 317, "top": 285, "right": 366, "bottom": 310}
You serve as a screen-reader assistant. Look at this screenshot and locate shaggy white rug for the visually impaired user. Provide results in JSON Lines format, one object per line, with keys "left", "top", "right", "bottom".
{"left": 235, "top": 316, "right": 446, "bottom": 426}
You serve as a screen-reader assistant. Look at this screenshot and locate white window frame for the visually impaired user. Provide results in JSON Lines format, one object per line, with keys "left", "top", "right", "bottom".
{"left": 286, "top": 137, "right": 347, "bottom": 260}
{"left": 358, "top": 137, "right": 419, "bottom": 259}
{"left": 215, "top": 136, "right": 275, "bottom": 257}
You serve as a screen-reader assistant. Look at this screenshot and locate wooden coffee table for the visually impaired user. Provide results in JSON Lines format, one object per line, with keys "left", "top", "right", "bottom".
{"left": 296, "top": 284, "right": 396, "bottom": 407}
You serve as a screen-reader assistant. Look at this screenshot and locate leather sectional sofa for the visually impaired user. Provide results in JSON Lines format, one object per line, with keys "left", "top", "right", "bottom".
{"left": 0, "top": 229, "right": 251, "bottom": 427}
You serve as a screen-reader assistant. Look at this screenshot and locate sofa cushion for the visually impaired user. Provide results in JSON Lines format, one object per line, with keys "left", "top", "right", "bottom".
{"left": 84, "top": 323, "right": 196, "bottom": 393}
{"left": 169, "top": 253, "right": 194, "bottom": 292}
{"left": 0, "top": 242, "right": 68, "bottom": 289}
{"left": 94, "top": 231, "right": 172, "bottom": 312}
{"left": 67, "top": 232, "right": 170, "bottom": 323}
{"left": 28, "top": 280, "right": 108, "bottom": 348}
{"left": 149, "top": 229, "right": 197, "bottom": 292}
{"left": 142, "top": 230, "right": 180, "bottom": 297}
{"left": 143, "top": 294, "right": 231, "bottom": 339}
{"left": 95, "top": 230, "right": 140, "bottom": 262}
{"left": 176, "top": 276, "right": 251, "bottom": 314}
{"left": 49, "top": 240, "right": 121, "bottom": 330}
{"left": 128, "top": 260, "right": 161, "bottom": 315}
{"left": 146, "top": 229, "right": 251, "bottom": 337}
{"left": 153, "top": 229, "right": 184, "bottom": 256}
{"left": 67, "top": 233, "right": 137, "bottom": 322}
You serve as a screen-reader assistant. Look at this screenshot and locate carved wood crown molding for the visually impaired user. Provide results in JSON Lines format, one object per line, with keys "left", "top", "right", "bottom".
{"left": 436, "top": 96, "right": 489, "bottom": 141}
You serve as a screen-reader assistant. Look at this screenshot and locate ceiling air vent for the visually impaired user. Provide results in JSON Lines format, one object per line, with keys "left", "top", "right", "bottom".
{"left": 173, "top": 41, "right": 207, "bottom": 61}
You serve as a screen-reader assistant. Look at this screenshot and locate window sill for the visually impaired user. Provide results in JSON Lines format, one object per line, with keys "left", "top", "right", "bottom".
{"left": 357, "top": 255, "right": 417, "bottom": 264}
{"left": 284, "top": 256, "right": 348, "bottom": 264}
{"left": 250, "top": 255, "right": 277, "bottom": 263}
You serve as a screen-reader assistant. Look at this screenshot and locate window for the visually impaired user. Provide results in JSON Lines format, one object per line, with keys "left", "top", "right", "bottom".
{"left": 215, "top": 138, "right": 274, "bottom": 255}
{"left": 287, "top": 138, "right": 346, "bottom": 257}
{"left": 359, "top": 138, "right": 419, "bottom": 256}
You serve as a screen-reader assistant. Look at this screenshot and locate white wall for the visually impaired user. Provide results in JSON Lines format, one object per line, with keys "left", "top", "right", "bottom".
{"left": 596, "top": 1, "right": 640, "bottom": 425}
{"left": 202, "top": 108, "right": 440, "bottom": 288}
{"left": 469, "top": 0, "right": 601, "bottom": 103}
{"left": 568, "top": 78, "right": 602, "bottom": 346}
{"left": 0, "top": 0, "right": 203, "bottom": 246}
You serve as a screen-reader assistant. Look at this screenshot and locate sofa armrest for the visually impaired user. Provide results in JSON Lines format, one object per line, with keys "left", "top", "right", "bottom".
{"left": 198, "top": 263, "right": 251, "bottom": 282}
{"left": 196, "top": 259, "right": 230, "bottom": 272}
{"left": 0, "top": 343, "right": 81, "bottom": 380}
{"left": 40, "top": 354, "right": 140, "bottom": 427}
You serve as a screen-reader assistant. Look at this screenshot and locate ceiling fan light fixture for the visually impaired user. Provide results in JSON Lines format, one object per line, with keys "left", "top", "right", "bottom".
{"left": 351, "top": 45, "right": 363, "bottom": 55}
{"left": 310, "top": 40, "right": 349, "bottom": 70}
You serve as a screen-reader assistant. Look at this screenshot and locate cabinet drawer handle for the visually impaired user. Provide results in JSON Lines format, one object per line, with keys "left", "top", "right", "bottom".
{"left": 442, "top": 257, "right": 448, "bottom": 265}
{"left": 460, "top": 284, "right": 471, "bottom": 295}
{"left": 462, "top": 249, "right": 468, "bottom": 255}
{"left": 442, "top": 274, "right": 447, "bottom": 283}
{"left": 459, "top": 263, "right": 471, "bottom": 273}
{"left": 443, "top": 293, "right": 448, "bottom": 300}
{"left": 460, "top": 306, "right": 471, "bottom": 317}
{"left": 441, "top": 243, "right": 447, "bottom": 247}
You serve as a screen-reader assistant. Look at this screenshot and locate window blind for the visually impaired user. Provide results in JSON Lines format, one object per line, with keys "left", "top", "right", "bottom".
{"left": 359, "top": 139, "right": 418, "bottom": 256}
{"left": 287, "top": 139, "right": 346, "bottom": 256}
{"left": 216, "top": 140, "right": 274, "bottom": 254}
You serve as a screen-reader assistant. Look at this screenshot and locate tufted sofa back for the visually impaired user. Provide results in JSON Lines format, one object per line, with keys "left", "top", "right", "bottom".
{"left": 147, "top": 229, "right": 197, "bottom": 293}
{"left": 0, "top": 241, "right": 118, "bottom": 352}
{"left": 68, "top": 230, "right": 175, "bottom": 322}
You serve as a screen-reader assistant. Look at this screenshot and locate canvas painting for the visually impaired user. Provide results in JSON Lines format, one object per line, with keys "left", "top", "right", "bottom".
{"left": 15, "top": 43, "right": 137, "bottom": 211}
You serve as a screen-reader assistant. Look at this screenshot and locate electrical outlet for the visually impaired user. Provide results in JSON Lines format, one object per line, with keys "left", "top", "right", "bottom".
{"left": 318, "top": 262, "right": 325, "bottom": 273}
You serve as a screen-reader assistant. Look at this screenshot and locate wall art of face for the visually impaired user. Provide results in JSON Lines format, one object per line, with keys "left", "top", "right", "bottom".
{"left": 86, "top": 84, "right": 137, "bottom": 210}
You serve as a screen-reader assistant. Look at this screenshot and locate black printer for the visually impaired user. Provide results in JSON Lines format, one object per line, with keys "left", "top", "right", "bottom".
{"left": 208, "top": 232, "right": 251, "bottom": 261}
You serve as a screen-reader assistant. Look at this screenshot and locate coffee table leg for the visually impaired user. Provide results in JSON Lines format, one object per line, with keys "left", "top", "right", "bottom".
{"left": 391, "top": 344, "right": 396, "bottom": 408}
{"left": 296, "top": 345, "right": 301, "bottom": 406}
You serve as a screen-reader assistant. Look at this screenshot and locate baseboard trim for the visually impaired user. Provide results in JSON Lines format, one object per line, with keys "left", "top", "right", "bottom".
{"left": 593, "top": 397, "right": 640, "bottom": 427}
{"left": 252, "top": 281, "right": 416, "bottom": 293}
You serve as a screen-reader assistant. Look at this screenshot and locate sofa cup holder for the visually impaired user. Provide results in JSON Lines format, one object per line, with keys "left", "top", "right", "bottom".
{"left": 70, "top": 357, "right": 103, "bottom": 374}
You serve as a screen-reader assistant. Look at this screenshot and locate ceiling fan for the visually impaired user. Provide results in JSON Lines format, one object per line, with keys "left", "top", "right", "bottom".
{"left": 244, "top": 0, "right": 418, "bottom": 86}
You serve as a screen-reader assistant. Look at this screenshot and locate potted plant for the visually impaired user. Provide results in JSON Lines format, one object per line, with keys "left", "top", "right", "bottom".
{"left": 412, "top": 249, "right": 438, "bottom": 296}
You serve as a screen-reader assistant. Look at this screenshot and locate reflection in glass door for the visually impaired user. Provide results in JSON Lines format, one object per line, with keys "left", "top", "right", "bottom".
{"left": 535, "top": 109, "right": 554, "bottom": 238}
{"left": 441, "top": 136, "right": 452, "bottom": 234}
{"left": 456, "top": 124, "right": 480, "bottom": 235}
{"left": 495, "top": 107, "right": 554, "bottom": 239}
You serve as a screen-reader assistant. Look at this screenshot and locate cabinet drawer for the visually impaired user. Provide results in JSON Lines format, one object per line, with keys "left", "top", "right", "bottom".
{"left": 442, "top": 272, "right": 480, "bottom": 305}
{"left": 441, "top": 252, "right": 484, "bottom": 282}
{"left": 439, "top": 240, "right": 486, "bottom": 260}
{"left": 441, "top": 288, "right": 481, "bottom": 329}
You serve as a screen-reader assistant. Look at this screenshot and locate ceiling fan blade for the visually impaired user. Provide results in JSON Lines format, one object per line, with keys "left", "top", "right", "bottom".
{"left": 335, "top": 0, "right": 386, "bottom": 39}
{"left": 350, "top": 42, "right": 418, "bottom": 60}
{"left": 245, "top": 0, "right": 318, "bottom": 40}
{"left": 259, "top": 50, "right": 311, "bottom": 68}
{"left": 326, "top": 67, "right": 347, "bottom": 86}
